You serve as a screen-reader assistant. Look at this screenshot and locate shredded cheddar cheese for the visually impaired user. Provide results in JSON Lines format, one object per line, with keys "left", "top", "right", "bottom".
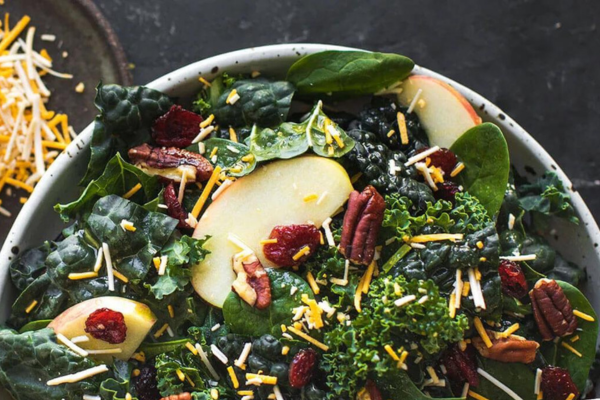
{"left": 474, "top": 317, "right": 493, "bottom": 348}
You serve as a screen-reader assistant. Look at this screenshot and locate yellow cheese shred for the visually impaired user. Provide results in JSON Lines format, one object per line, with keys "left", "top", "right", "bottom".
{"left": 227, "top": 366, "right": 239, "bottom": 389}
{"left": 286, "top": 326, "right": 329, "bottom": 351}
{"left": 473, "top": 317, "right": 493, "bottom": 348}
{"left": 191, "top": 166, "right": 222, "bottom": 218}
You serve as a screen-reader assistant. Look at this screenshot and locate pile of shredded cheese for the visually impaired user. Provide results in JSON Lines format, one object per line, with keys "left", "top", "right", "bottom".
{"left": 0, "top": 13, "right": 75, "bottom": 217}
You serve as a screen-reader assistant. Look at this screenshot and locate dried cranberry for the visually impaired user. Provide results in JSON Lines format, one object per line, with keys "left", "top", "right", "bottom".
{"left": 365, "top": 380, "right": 383, "bottom": 400}
{"left": 434, "top": 181, "right": 461, "bottom": 203}
{"left": 289, "top": 348, "right": 318, "bottom": 388}
{"left": 263, "top": 225, "right": 321, "bottom": 267}
{"left": 418, "top": 147, "right": 458, "bottom": 176}
{"left": 541, "top": 366, "right": 579, "bottom": 400}
{"left": 135, "top": 365, "right": 161, "bottom": 400}
{"left": 498, "top": 260, "right": 529, "bottom": 299}
{"left": 84, "top": 308, "right": 127, "bottom": 344}
{"left": 163, "top": 182, "right": 191, "bottom": 229}
{"left": 152, "top": 105, "right": 203, "bottom": 148}
{"left": 442, "top": 344, "right": 479, "bottom": 392}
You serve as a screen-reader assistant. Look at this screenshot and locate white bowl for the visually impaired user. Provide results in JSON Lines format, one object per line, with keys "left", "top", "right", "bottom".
{"left": 1, "top": 43, "right": 599, "bottom": 393}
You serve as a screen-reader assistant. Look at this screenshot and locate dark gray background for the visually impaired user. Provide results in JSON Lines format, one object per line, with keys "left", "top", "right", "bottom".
{"left": 95, "top": 0, "right": 599, "bottom": 220}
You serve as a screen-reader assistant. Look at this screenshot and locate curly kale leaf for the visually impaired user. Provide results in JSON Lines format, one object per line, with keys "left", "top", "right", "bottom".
{"left": 193, "top": 73, "right": 242, "bottom": 117}
{"left": 517, "top": 171, "right": 579, "bottom": 225}
{"left": 9, "top": 241, "right": 53, "bottom": 291}
{"left": 212, "top": 78, "right": 294, "bottom": 127}
{"left": 250, "top": 101, "right": 355, "bottom": 161}
{"left": 99, "top": 360, "right": 136, "bottom": 400}
{"left": 323, "top": 277, "right": 467, "bottom": 398}
{"left": 86, "top": 195, "right": 178, "bottom": 281}
{"left": 0, "top": 328, "right": 105, "bottom": 400}
{"left": 155, "top": 350, "right": 206, "bottom": 396}
{"left": 146, "top": 235, "right": 209, "bottom": 300}
{"left": 222, "top": 269, "right": 313, "bottom": 337}
{"left": 383, "top": 195, "right": 454, "bottom": 239}
{"left": 450, "top": 192, "right": 492, "bottom": 233}
{"left": 56, "top": 154, "right": 161, "bottom": 222}
{"left": 344, "top": 129, "right": 433, "bottom": 205}
{"left": 82, "top": 83, "right": 173, "bottom": 185}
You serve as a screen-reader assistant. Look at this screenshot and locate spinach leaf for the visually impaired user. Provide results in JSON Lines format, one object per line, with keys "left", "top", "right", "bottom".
{"left": 86, "top": 195, "right": 178, "bottom": 281}
{"left": 140, "top": 339, "right": 189, "bottom": 359}
{"left": 18, "top": 320, "right": 51, "bottom": 333}
{"left": 376, "top": 370, "right": 462, "bottom": 400}
{"left": 541, "top": 281, "right": 598, "bottom": 392}
{"left": 450, "top": 123, "right": 510, "bottom": 218}
{"left": 249, "top": 101, "right": 355, "bottom": 161}
{"left": 82, "top": 84, "right": 173, "bottom": 185}
{"left": 475, "top": 357, "right": 536, "bottom": 400}
{"left": 146, "top": 235, "right": 209, "bottom": 300}
{"left": 518, "top": 171, "right": 579, "bottom": 225}
{"left": 222, "top": 269, "right": 313, "bottom": 337}
{"left": 188, "top": 138, "right": 256, "bottom": 177}
{"left": 212, "top": 78, "right": 294, "bottom": 127}
{"left": 0, "top": 328, "right": 105, "bottom": 400}
{"left": 287, "top": 50, "right": 414, "bottom": 96}
{"left": 9, "top": 241, "right": 53, "bottom": 291}
{"left": 56, "top": 154, "right": 161, "bottom": 221}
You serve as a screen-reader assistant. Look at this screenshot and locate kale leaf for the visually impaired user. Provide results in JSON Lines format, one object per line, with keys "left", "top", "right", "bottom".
{"left": 86, "top": 195, "right": 178, "bottom": 281}
{"left": 155, "top": 350, "right": 206, "bottom": 396}
{"left": 146, "top": 235, "right": 209, "bottom": 300}
{"left": 249, "top": 101, "right": 355, "bottom": 161}
{"left": 212, "top": 78, "right": 294, "bottom": 127}
{"left": 323, "top": 276, "right": 467, "bottom": 398}
{"left": 9, "top": 241, "right": 53, "bottom": 291}
{"left": 81, "top": 84, "right": 173, "bottom": 185}
{"left": 287, "top": 50, "right": 414, "bottom": 96}
{"left": 517, "top": 171, "right": 579, "bottom": 225}
{"left": 56, "top": 154, "right": 161, "bottom": 222}
{"left": 0, "top": 328, "right": 105, "bottom": 400}
{"left": 222, "top": 269, "right": 313, "bottom": 337}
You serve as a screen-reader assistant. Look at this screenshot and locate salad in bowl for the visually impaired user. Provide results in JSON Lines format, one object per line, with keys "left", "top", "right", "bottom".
{"left": 0, "top": 49, "right": 597, "bottom": 400}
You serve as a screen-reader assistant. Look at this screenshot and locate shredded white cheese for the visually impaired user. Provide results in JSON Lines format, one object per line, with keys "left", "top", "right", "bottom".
{"left": 406, "top": 88, "right": 423, "bottom": 114}
{"left": 477, "top": 368, "right": 523, "bottom": 400}
{"left": 47, "top": 365, "right": 108, "bottom": 386}
{"left": 405, "top": 146, "right": 441, "bottom": 166}
{"left": 234, "top": 342, "right": 252, "bottom": 368}
{"left": 534, "top": 368, "right": 542, "bottom": 395}
{"left": 210, "top": 344, "right": 229, "bottom": 364}
{"left": 56, "top": 333, "right": 88, "bottom": 357}
{"left": 273, "top": 385, "right": 285, "bottom": 400}
{"left": 394, "top": 295, "right": 416, "bottom": 307}
{"left": 192, "top": 125, "right": 215, "bottom": 144}
{"left": 102, "top": 243, "right": 115, "bottom": 291}
{"left": 86, "top": 348, "right": 122, "bottom": 355}
{"left": 321, "top": 217, "right": 335, "bottom": 247}
{"left": 211, "top": 178, "right": 233, "bottom": 201}
{"left": 500, "top": 254, "right": 537, "bottom": 262}
{"left": 508, "top": 213, "right": 516, "bottom": 230}
{"left": 195, "top": 343, "right": 220, "bottom": 381}
{"left": 158, "top": 255, "right": 168, "bottom": 276}
{"left": 70, "top": 335, "right": 90, "bottom": 344}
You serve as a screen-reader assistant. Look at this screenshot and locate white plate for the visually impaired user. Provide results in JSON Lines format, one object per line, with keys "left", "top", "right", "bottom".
{"left": 1, "top": 43, "right": 599, "bottom": 396}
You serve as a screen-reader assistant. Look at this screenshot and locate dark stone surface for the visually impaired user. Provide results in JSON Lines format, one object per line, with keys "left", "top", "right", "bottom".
{"left": 94, "top": 0, "right": 600, "bottom": 220}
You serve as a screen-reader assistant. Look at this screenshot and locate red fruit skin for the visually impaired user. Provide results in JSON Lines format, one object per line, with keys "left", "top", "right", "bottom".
{"left": 442, "top": 344, "right": 479, "bottom": 390}
{"left": 365, "top": 380, "right": 383, "bottom": 400}
{"left": 163, "top": 182, "right": 191, "bottom": 229}
{"left": 498, "top": 260, "right": 529, "bottom": 299}
{"left": 434, "top": 181, "right": 461, "bottom": 203}
{"left": 263, "top": 225, "right": 321, "bottom": 267}
{"left": 289, "top": 348, "right": 318, "bottom": 388}
{"left": 84, "top": 308, "right": 127, "bottom": 344}
{"left": 152, "top": 104, "right": 203, "bottom": 148}
{"left": 541, "top": 366, "right": 579, "bottom": 400}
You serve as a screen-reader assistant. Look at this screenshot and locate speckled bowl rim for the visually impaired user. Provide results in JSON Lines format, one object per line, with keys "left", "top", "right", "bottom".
{"left": 1, "top": 44, "right": 599, "bottom": 387}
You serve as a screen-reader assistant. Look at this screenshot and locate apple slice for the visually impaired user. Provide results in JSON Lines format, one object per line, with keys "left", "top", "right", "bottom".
{"left": 192, "top": 156, "right": 353, "bottom": 308}
{"left": 397, "top": 75, "right": 482, "bottom": 148}
{"left": 48, "top": 297, "right": 157, "bottom": 361}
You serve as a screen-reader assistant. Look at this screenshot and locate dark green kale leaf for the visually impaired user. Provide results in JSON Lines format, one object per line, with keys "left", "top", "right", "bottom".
{"left": 344, "top": 129, "right": 433, "bottom": 205}
{"left": 155, "top": 350, "right": 206, "bottom": 396}
{"left": 382, "top": 195, "right": 454, "bottom": 239}
{"left": 192, "top": 73, "right": 243, "bottom": 117}
{"left": 222, "top": 269, "right": 313, "bottom": 337}
{"left": 0, "top": 328, "right": 105, "bottom": 400}
{"left": 187, "top": 138, "right": 256, "bottom": 177}
{"left": 450, "top": 192, "right": 492, "bottom": 233}
{"left": 9, "top": 241, "right": 53, "bottom": 291}
{"left": 56, "top": 154, "right": 161, "bottom": 222}
{"left": 517, "top": 171, "right": 579, "bottom": 225}
{"left": 212, "top": 78, "right": 294, "bottom": 127}
{"left": 323, "top": 276, "right": 467, "bottom": 398}
{"left": 287, "top": 50, "right": 414, "bottom": 96}
{"left": 450, "top": 123, "right": 510, "bottom": 218}
{"left": 86, "top": 195, "right": 178, "bottom": 281}
{"left": 249, "top": 101, "right": 355, "bottom": 161}
{"left": 81, "top": 83, "right": 173, "bottom": 185}
{"left": 146, "top": 235, "right": 209, "bottom": 300}
{"left": 99, "top": 360, "right": 136, "bottom": 400}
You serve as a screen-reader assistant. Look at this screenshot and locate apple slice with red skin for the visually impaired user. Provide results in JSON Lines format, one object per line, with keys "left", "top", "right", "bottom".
{"left": 398, "top": 75, "right": 482, "bottom": 148}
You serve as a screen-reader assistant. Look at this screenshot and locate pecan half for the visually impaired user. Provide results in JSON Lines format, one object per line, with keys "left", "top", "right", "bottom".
{"left": 472, "top": 332, "right": 539, "bottom": 364}
{"left": 530, "top": 279, "right": 577, "bottom": 341}
{"left": 128, "top": 143, "right": 213, "bottom": 182}
{"left": 163, "top": 182, "right": 191, "bottom": 229}
{"left": 232, "top": 254, "right": 271, "bottom": 309}
{"left": 340, "top": 185, "right": 385, "bottom": 265}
